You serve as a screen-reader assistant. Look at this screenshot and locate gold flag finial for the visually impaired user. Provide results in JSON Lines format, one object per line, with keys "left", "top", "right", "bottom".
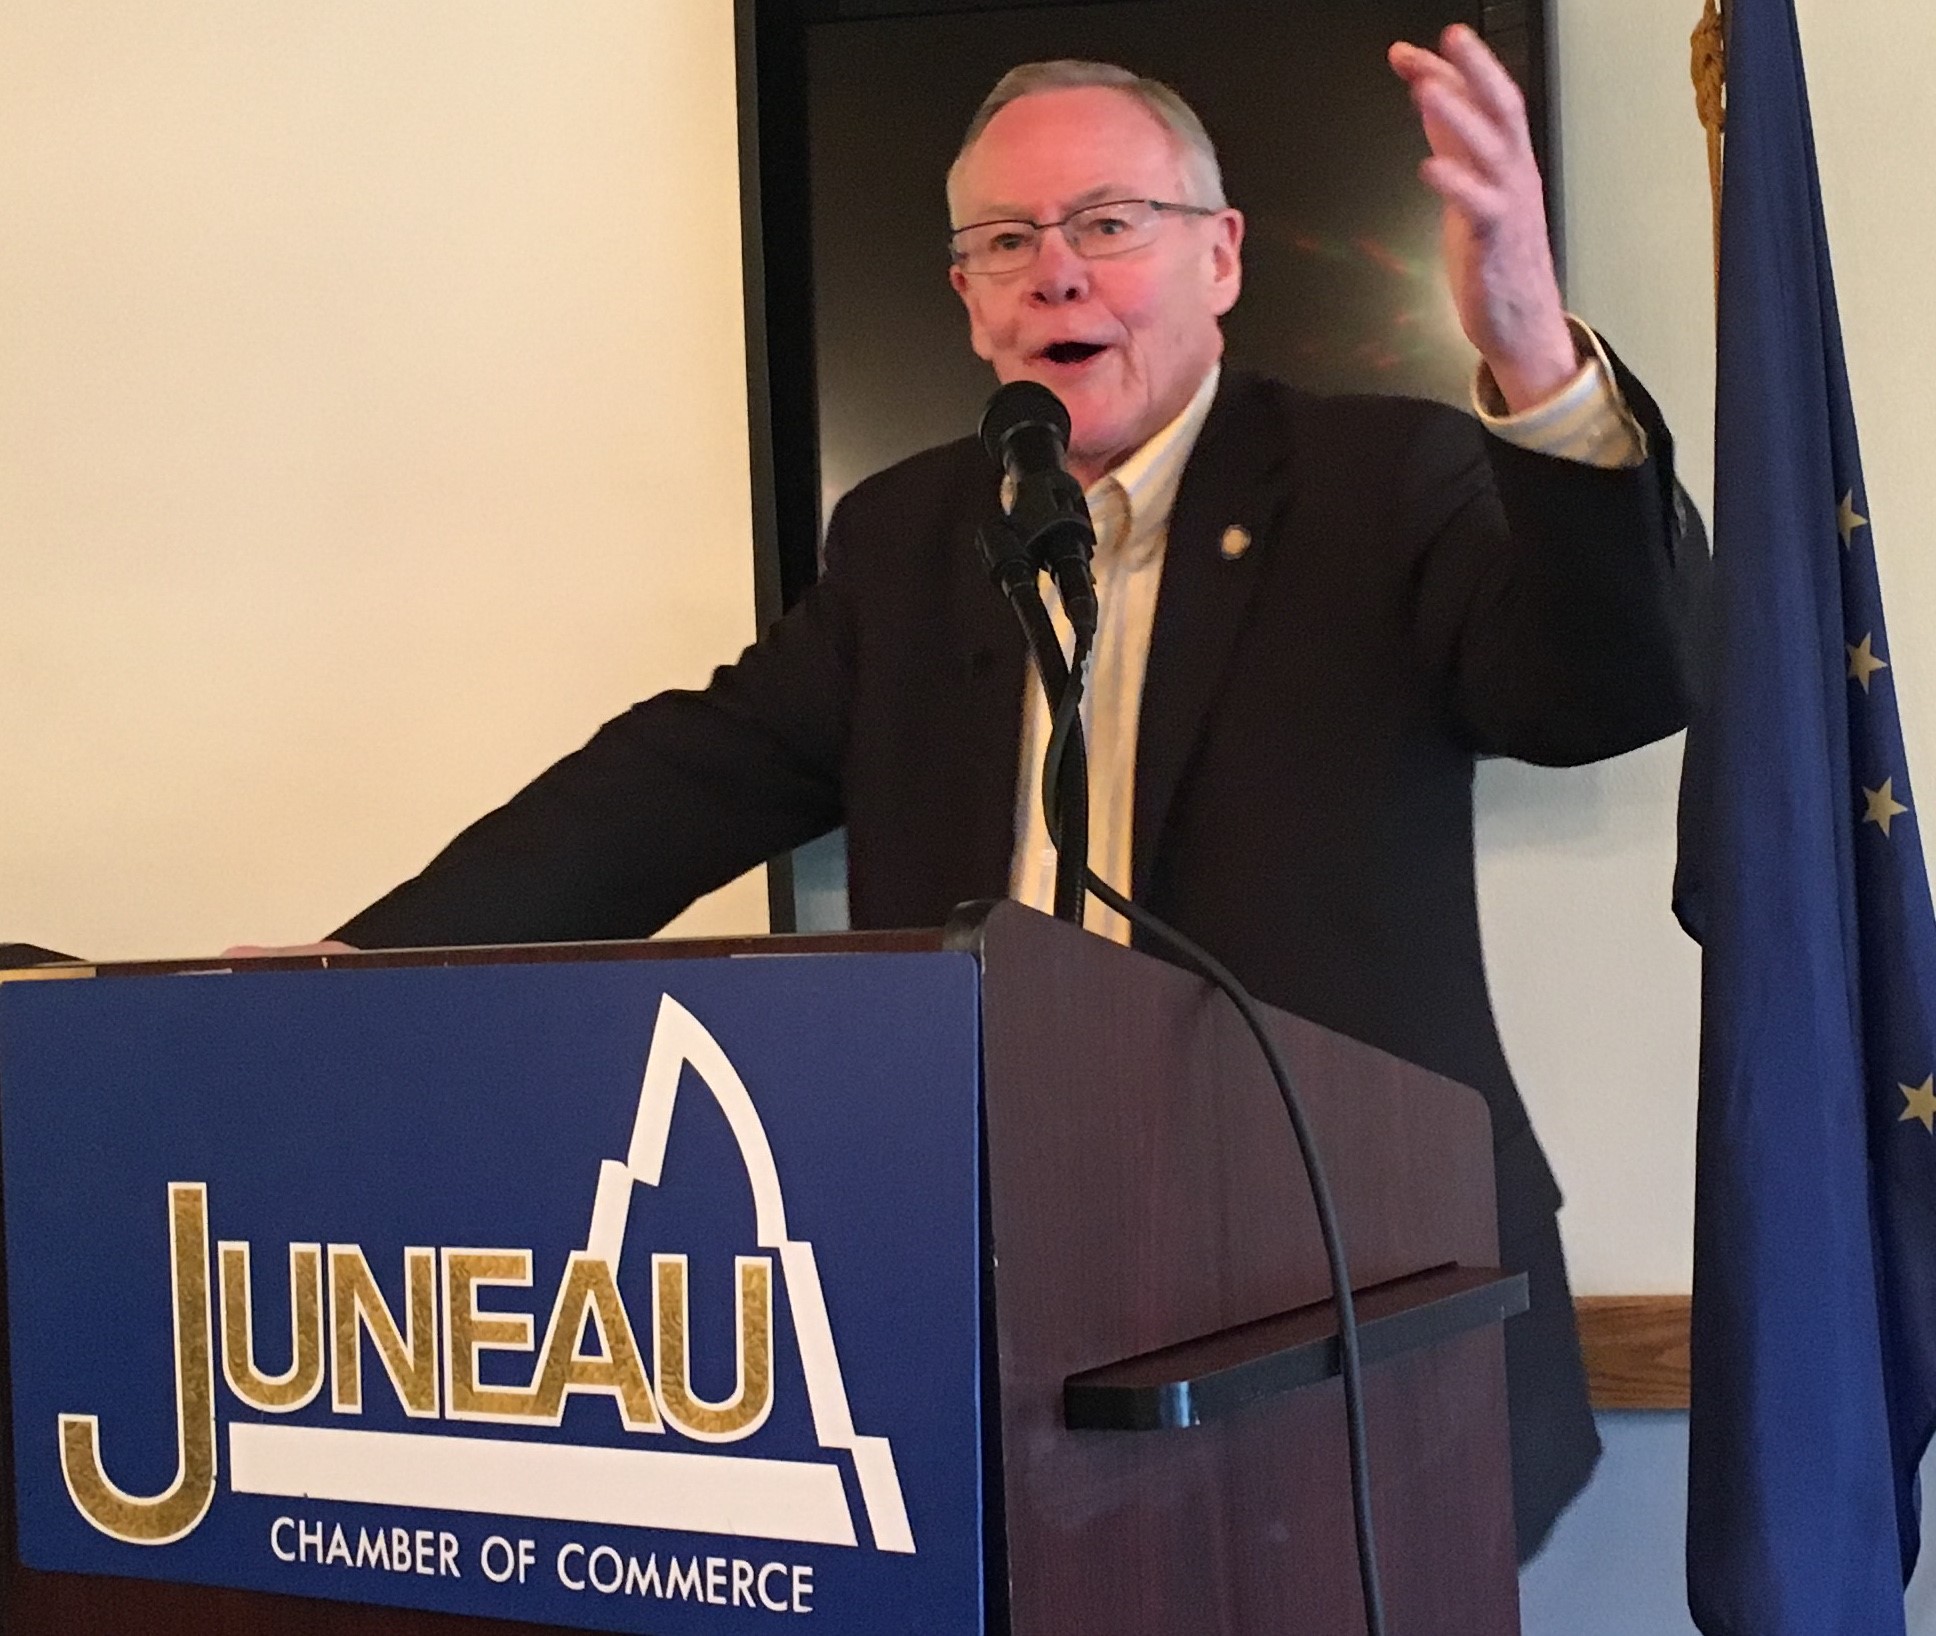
{"left": 1692, "top": 0, "right": 1727, "bottom": 289}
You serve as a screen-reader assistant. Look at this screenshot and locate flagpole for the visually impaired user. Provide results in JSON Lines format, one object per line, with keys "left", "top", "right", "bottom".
{"left": 1691, "top": 0, "right": 1726, "bottom": 293}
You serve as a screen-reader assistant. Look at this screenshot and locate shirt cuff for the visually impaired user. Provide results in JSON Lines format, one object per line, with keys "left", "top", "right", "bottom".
{"left": 1470, "top": 317, "right": 1649, "bottom": 470}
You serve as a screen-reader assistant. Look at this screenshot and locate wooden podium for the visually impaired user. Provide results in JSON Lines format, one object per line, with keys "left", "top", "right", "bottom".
{"left": 0, "top": 902, "right": 1522, "bottom": 1633}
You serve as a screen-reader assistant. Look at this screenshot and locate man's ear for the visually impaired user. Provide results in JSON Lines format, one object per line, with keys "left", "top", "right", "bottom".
{"left": 1206, "top": 208, "right": 1245, "bottom": 319}
{"left": 949, "top": 264, "right": 997, "bottom": 362}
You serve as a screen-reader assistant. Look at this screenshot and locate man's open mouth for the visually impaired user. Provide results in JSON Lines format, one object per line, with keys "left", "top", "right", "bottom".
{"left": 1039, "top": 341, "right": 1108, "bottom": 365}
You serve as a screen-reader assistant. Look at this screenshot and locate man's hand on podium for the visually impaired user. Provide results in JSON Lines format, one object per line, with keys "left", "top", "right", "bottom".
{"left": 221, "top": 941, "right": 358, "bottom": 958}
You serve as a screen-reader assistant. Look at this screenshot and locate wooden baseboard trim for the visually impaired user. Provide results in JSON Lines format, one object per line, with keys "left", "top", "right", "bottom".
{"left": 1575, "top": 1294, "right": 1690, "bottom": 1409}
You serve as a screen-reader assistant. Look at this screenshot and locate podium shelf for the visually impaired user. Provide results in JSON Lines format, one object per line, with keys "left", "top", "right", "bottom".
{"left": 1062, "top": 1264, "right": 1528, "bottom": 1432}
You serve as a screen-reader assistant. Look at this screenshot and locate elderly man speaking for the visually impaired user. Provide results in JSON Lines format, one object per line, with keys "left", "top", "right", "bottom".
{"left": 241, "top": 28, "right": 1702, "bottom": 1559}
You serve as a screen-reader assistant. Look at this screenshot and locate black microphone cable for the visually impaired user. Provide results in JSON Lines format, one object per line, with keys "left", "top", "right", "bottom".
{"left": 999, "top": 550, "right": 1390, "bottom": 1636}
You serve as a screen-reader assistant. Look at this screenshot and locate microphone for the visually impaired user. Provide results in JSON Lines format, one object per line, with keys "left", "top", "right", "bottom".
{"left": 978, "top": 381, "right": 1097, "bottom": 637}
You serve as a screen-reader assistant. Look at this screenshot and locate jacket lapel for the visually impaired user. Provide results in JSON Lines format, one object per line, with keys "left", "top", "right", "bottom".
{"left": 1130, "top": 373, "right": 1297, "bottom": 901}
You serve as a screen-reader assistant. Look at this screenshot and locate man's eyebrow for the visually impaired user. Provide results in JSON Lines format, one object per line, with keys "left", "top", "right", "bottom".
{"left": 1066, "top": 185, "right": 1140, "bottom": 210}
{"left": 959, "top": 185, "right": 1142, "bottom": 223}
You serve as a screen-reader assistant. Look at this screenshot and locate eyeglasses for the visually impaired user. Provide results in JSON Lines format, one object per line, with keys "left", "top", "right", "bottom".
{"left": 948, "top": 198, "right": 1220, "bottom": 276}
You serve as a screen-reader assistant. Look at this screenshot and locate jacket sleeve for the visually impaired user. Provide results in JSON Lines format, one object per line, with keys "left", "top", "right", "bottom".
{"left": 1404, "top": 345, "right": 1709, "bottom": 766}
{"left": 331, "top": 534, "right": 859, "bottom": 950}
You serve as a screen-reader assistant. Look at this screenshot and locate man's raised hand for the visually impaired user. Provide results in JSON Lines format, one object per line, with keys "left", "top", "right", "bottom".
{"left": 1389, "top": 24, "right": 1577, "bottom": 412}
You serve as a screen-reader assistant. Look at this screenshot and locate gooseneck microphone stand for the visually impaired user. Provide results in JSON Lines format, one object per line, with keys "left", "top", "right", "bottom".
{"left": 974, "top": 515, "right": 1092, "bottom": 924}
{"left": 974, "top": 382, "right": 1391, "bottom": 1636}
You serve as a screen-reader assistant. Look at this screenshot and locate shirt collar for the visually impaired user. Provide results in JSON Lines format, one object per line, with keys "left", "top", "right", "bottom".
{"left": 1085, "top": 363, "right": 1222, "bottom": 570}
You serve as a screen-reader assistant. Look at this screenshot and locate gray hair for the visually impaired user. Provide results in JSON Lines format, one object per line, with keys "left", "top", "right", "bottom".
{"left": 946, "top": 60, "right": 1228, "bottom": 220}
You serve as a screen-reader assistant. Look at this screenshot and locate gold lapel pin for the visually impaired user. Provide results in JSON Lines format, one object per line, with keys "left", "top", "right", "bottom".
{"left": 1219, "top": 524, "right": 1251, "bottom": 561}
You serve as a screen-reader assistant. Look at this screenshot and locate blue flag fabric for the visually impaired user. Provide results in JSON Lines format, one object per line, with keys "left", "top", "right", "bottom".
{"left": 1674, "top": 0, "right": 1936, "bottom": 1630}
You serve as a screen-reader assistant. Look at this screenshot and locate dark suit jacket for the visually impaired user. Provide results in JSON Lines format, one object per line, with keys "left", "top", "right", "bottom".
{"left": 338, "top": 361, "right": 1703, "bottom": 1556}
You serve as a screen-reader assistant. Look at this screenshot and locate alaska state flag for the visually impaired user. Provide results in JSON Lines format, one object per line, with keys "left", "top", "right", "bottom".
{"left": 1672, "top": 0, "right": 1936, "bottom": 1630}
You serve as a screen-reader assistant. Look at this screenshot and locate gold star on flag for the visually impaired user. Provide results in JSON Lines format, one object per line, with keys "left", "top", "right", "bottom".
{"left": 1863, "top": 778, "right": 1909, "bottom": 836}
{"left": 1848, "top": 633, "right": 1889, "bottom": 692}
{"left": 1900, "top": 1077, "right": 1936, "bottom": 1133}
{"left": 1839, "top": 491, "right": 1868, "bottom": 548}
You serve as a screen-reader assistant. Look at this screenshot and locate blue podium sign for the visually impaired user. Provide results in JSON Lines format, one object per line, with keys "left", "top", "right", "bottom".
{"left": 0, "top": 952, "right": 984, "bottom": 1633}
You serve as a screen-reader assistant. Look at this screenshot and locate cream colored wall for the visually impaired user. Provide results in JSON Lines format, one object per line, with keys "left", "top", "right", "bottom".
{"left": 1482, "top": 0, "right": 1936, "bottom": 1293}
{"left": 0, "top": 1, "right": 767, "bottom": 962}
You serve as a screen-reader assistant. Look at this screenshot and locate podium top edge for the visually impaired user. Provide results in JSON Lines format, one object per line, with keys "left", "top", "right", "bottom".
{"left": 64, "top": 927, "right": 958, "bottom": 979}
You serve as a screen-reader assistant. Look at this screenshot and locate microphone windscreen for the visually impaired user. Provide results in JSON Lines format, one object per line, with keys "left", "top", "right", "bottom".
{"left": 979, "top": 380, "right": 1071, "bottom": 467}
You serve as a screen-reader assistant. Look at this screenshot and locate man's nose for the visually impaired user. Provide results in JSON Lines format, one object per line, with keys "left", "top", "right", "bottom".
{"left": 1027, "top": 227, "right": 1090, "bottom": 304}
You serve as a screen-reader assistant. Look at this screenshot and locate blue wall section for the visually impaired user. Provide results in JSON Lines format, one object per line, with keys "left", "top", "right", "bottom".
{"left": 1521, "top": 1414, "right": 1699, "bottom": 1635}
{"left": 1524, "top": 1414, "right": 1936, "bottom": 1634}
{"left": 791, "top": 831, "right": 852, "bottom": 933}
